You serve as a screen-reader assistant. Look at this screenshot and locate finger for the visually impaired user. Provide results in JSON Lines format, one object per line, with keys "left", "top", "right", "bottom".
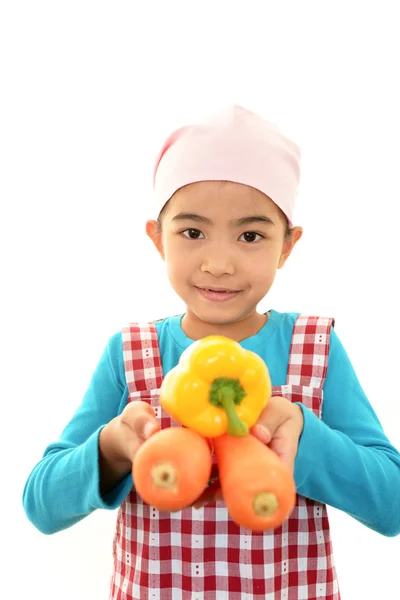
{"left": 268, "top": 424, "right": 298, "bottom": 473}
{"left": 132, "top": 412, "right": 160, "bottom": 441}
{"left": 250, "top": 423, "right": 271, "bottom": 445}
{"left": 121, "top": 402, "right": 159, "bottom": 440}
{"left": 256, "top": 396, "right": 291, "bottom": 436}
{"left": 123, "top": 400, "right": 156, "bottom": 420}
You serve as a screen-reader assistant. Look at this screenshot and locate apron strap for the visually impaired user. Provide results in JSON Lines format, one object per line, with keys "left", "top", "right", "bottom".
{"left": 286, "top": 315, "right": 335, "bottom": 388}
{"left": 121, "top": 322, "right": 163, "bottom": 394}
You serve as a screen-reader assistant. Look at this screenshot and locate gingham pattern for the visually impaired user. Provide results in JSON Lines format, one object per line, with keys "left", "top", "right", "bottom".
{"left": 286, "top": 316, "right": 335, "bottom": 388}
{"left": 121, "top": 323, "right": 163, "bottom": 392}
{"left": 110, "top": 316, "right": 340, "bottom": 600}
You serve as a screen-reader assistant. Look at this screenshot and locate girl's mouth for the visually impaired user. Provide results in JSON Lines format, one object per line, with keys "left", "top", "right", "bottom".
{"left": 196, "top": 287, "right": 241, "bottom": 302}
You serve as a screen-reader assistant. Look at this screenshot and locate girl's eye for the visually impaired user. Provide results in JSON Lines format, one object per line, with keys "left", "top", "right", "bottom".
{"left": 182, "top": 228, "right": 204, "bottom": 240}
{"left": 239, "top": 231, "right": 263, "bottom": 243}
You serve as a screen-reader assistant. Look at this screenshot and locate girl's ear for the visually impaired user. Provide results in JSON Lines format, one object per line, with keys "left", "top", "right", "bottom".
{"left": 278, "top": 226, "right": 303, "bottom": 269}
{"left": 146, "top": 220, "right": 165, "bottom": 260}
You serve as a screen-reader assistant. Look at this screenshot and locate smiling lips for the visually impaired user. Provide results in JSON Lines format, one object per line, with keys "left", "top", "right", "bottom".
{"left": 196, "top": 287, "right": 241, "bottom": 302}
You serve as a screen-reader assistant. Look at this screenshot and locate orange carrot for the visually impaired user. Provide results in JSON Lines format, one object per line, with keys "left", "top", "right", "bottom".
{"left": 213, "top": 433, "right": 296, "bottom": 531}
{"left": 133, "top": 427, "right": 212, "bottom": 512}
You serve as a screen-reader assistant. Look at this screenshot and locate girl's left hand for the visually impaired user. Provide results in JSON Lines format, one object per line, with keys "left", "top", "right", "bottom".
{"left": 193, "top": 396, "right": 303, "bottom": 509}
{"left": 250, "top": 395, "right": 304, "bottom": 473}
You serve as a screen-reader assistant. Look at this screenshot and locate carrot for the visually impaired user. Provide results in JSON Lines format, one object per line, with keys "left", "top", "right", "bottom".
{"left": 213, "top": 433, "right": 296, "bottom": 531}
{"left": 133, "top": 427, "right": 212, "bottom": 512}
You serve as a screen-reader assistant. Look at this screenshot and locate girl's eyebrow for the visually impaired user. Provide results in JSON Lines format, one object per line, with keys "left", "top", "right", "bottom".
{"left": 236, "top": 215, "right": 275, "bottom": 227}
{"left": 171, "top": 213, "right": 275, "bottom": 226}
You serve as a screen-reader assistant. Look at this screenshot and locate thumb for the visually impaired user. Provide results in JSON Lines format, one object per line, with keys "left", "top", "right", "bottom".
{"left": 250, "top": 423, "right": 272, "bottom": 445}
{"left": 268, "top": 423, "right": 297, "bottom": 473}
{"left": 133, "top": 412, "right": 160, "bottom": 441}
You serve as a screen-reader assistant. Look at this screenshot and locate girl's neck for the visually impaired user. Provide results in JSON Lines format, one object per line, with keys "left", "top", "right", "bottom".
{"left": 181, "top": 310, "right": 269, "bottom": 342}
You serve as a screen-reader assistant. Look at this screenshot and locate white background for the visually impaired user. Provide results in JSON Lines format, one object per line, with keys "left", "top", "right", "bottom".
{"left": 1, "top": 1, "right": 400, "bottom": 598}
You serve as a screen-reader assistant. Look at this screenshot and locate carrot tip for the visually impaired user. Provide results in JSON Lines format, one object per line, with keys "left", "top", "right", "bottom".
{"left": 151, "top": 463, "right": 177, "bottom": 489}
{"left": 253, "top": 492, "right": 279, "bottom": 517}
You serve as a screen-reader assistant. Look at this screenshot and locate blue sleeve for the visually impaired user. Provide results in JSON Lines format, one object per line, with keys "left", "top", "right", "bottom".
{"left": 294, "top": 327, "right": 400, "bottom": 537}
{"left": 22, "top": 333, "right": 132, "bottom": 534}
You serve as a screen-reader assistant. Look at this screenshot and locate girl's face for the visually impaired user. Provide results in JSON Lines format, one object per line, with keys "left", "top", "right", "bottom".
{"left": 146, "top": 181, "right": 302, "bottom": 340}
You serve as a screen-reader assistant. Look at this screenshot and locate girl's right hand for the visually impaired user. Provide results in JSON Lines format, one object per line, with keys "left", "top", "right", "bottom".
{"left": 99, "top": 401, "right": 160, "bottom": 495}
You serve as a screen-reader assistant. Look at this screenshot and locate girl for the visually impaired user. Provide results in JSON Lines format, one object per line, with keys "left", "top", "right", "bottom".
{"left": 23, "top": 105, "right": 400, "bottom": 600}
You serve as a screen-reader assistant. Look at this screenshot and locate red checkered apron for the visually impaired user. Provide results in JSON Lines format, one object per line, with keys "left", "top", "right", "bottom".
{"left": 110, "top": 315, "right": 340, "bottom": 599}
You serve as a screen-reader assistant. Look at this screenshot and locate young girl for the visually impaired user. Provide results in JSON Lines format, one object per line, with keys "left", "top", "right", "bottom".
{"left": 23, "top": 105, "right": 400, "bottom": 600}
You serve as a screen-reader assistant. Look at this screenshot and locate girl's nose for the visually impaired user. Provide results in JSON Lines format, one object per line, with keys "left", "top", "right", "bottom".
{"left": 200, "top": 250, "right": 235, "bottom": 277}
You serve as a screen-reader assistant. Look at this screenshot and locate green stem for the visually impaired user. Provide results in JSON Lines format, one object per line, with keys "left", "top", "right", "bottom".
{"left": 216, "top": 385, "right": 248, "bottom": 437}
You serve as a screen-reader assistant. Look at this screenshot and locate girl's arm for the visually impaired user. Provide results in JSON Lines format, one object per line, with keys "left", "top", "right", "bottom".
{"left": 294, "top": 328, "right": 400, "bottom": 536}
{"left": 22, "top": 334, "right": 132, "bottom": 534}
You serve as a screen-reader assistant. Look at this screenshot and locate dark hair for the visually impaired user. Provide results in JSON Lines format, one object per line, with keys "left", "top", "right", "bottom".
{"left": 156, "top": 202, "right": 169, "bottom": 232}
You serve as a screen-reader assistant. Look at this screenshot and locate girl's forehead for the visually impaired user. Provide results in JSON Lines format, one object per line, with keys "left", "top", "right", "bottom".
{"left": 170, "top": 181, "right": 279, "bottom": 216}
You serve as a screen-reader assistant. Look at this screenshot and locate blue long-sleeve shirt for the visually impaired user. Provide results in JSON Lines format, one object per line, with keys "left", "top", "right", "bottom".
{"left": 23, "top": 310, "right": 400, "bottom": 536}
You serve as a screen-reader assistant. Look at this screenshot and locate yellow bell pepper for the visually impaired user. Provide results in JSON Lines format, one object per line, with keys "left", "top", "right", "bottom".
{"left": 160, "top": 335, "right": 271, "bottom": 437}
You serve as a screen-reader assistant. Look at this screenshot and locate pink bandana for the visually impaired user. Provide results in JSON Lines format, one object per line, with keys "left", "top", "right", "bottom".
{"left": 153, "top": 105, "right": 301, "bottom": 227}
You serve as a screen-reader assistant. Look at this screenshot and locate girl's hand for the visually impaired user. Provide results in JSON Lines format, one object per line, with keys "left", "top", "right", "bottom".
{"left": 250, "top": 396, "right": 304, "bottom": 473}
{"left": 193, "top": 396, "right": 303, "bottom": 509}
{"left": 99, "top": 401, "right": 160, "bottom": 496}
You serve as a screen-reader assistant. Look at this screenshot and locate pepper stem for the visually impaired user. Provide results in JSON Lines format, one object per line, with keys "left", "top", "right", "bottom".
{"left": 210, "top": 378, "right": 248, "bottom": 436}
